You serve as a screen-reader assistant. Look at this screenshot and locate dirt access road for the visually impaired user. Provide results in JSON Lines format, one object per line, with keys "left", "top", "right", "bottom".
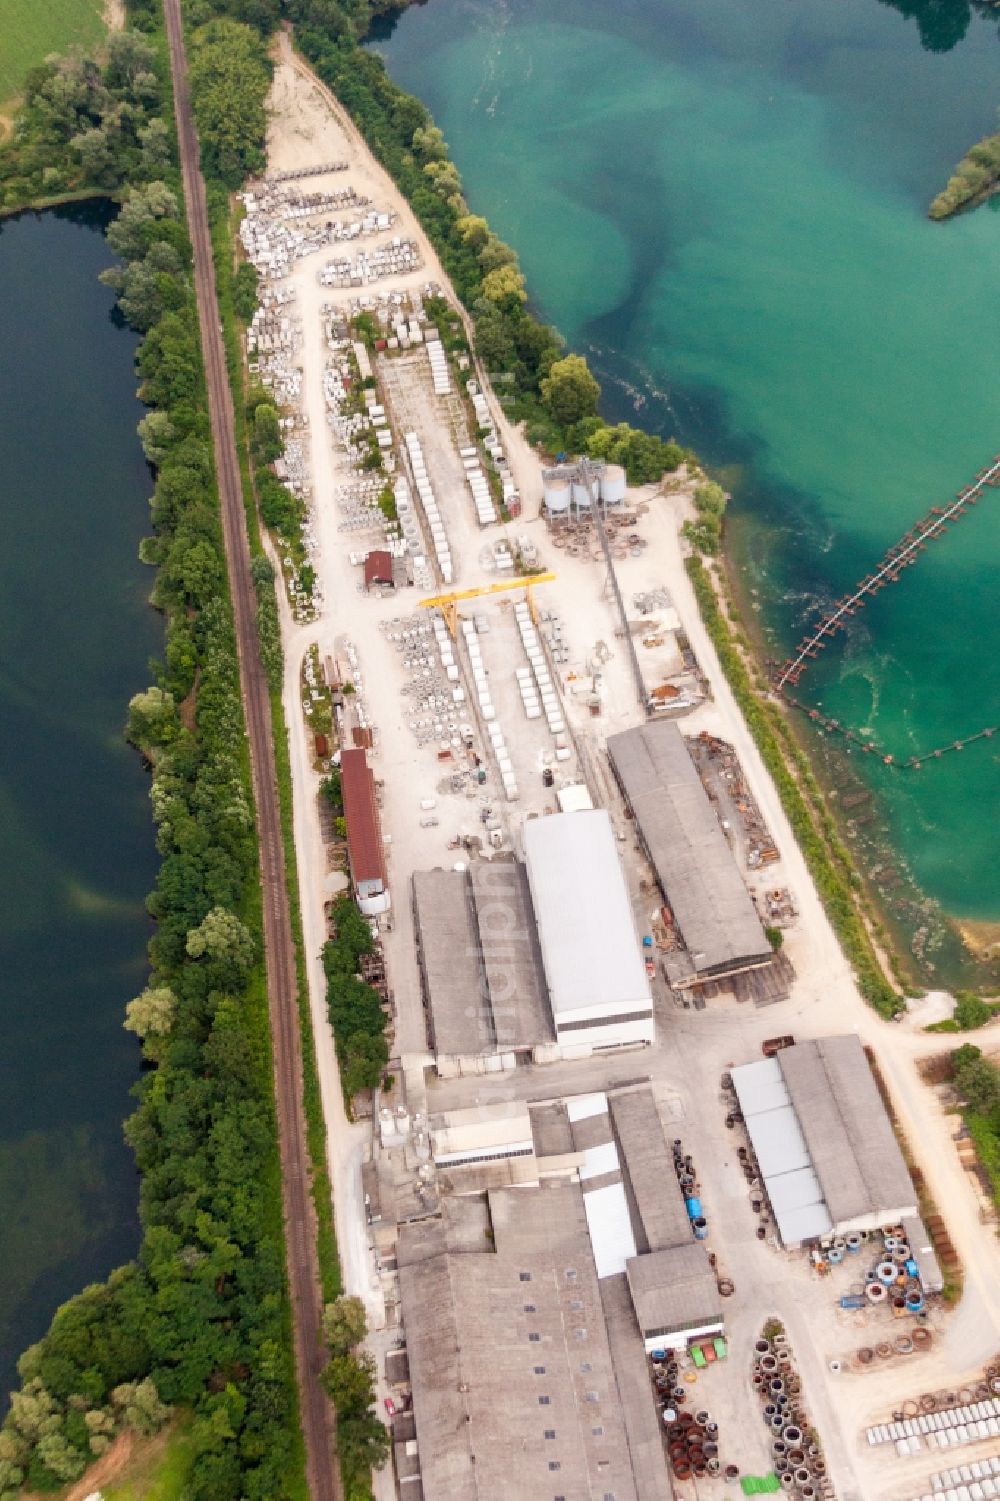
{"left": 161, "top": 2, "right": 338, "bottom": 1497}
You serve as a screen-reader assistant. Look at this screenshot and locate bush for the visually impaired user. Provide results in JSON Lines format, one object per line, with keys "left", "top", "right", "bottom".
{"left": 954, "top": 992, "right": 996, "bottom": 1030}
{"left": 323, "top": 897, "right": 389, "bottom": 1102}
{"left": 930, "top": 111, "right": 1000, "bottom": 219}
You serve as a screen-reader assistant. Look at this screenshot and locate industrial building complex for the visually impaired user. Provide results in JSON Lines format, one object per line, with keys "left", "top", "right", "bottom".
{"left": 411, "top": 858, "right": 554, "bottom": 1071}
{"left": 239, "top": 58, "right": 988, "bottom": 1501}
{"left": 412, "top": 809, "right": 655, "bottom": 1071}
{"left": 387, "top": 1082, "right": 720, "bottom": 1501}
{"left": 607, "top": 720, "right": 772, "bottom": 987}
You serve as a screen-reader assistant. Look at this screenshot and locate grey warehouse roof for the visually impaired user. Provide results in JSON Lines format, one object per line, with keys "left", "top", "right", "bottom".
{"left": 780, "top": 1035, "right": 916, "bottom": 1227}
{"left": 412, "top": 869, "right": 488, "bottom": 1057}
{"left": 522, "top": 810, "right": 652, "bottom": 1025}
{"left": 470, "top": 859, "right": 552, "bottom": 1049}
{"left": 397, "top": 1184, "right": 644, "bottom": 1501}
{"left": 609, "top": 1087, "right": 693, "bottom": 1252}
{"left": 732, "top": 1036, "right": 917, "bottom": 1243}
{"left": 626, "top": 1242, "right": 723, "bottom": 1339}
{"left": 412, "top": 862, "right": 554, "bottom": 1058}
{"left": 607, "top": 721, "right": 771, "bottom": 977}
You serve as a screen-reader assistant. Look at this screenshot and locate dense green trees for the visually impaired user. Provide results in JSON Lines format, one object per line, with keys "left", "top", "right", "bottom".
{"left": 952, "top": 1045, "right": 1000, "bottom": 1204}
{"left": 189, "top": 19, "right": 271, "bottom": 186}
{"left": 876, "top": 0, "right": 1000, "bottom": 54}
{"left": 0, "top": 30, "right": 163, "bottom": 209}
{"left": 323, "top": 897, "right": 390, "bottom": 1100}
{"left": 0, "top": 13, "right": 307, "bottom": 1495}
{"left": 323, "top": 1296, "right": 368, "bottom": 1357}
{"left": 319, "top": 1293, "right": 388, "bottom": 1493}
{"left": 540, "top": 354, "right": 600, "bottom": 427}
{"left": 682, "top": 479, "right": 729, "bottom": 555}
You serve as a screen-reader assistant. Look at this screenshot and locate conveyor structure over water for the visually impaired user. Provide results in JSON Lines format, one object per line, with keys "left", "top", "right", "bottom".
{"left": 770, "top": 454, "right": 1000, "bottom": 770}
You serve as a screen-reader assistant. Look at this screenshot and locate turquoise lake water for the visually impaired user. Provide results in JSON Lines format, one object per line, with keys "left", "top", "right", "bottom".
{"left": 375, "top": 0, "right": 1000, "bottom": 973}
{"left": 0, "top": 206, "right": 159, "bottom": 1397}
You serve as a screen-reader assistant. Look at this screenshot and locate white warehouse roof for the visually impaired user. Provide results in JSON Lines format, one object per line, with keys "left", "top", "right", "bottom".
{"left": 523, "top": 811, "right": 652, "bottom": 1032}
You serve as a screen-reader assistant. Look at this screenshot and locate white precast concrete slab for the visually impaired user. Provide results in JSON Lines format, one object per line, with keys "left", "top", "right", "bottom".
{"left": 583, "top": 1181, "right": 637, "bottom": 1278}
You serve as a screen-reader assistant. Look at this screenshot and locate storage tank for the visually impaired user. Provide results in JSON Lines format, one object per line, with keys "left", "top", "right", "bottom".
{"left": 543, "top": 470, "right": 572, "bottom": 514}
{"left": 600, "top": 462, "right": 627, "bottom": 506}
{"left": 572, "top": 474, "right": 593, "bottom": 509}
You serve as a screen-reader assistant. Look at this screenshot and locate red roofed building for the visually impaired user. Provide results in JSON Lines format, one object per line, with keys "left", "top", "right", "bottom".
{"left": 340, "top": 748, "right": 390, "bottom": 915}
{"left": 363, "top": 550, "right": 394, "bottom": 593}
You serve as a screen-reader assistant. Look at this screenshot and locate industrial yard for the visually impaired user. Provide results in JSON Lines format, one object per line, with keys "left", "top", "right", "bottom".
{"left": 246, "top": 37, "right": 1000, "bottom": 1501}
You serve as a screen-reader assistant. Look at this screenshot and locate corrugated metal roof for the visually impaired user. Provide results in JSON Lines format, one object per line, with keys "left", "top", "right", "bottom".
{"left": 580, "top": 1141, "right": 620, "bottom": 1180}
{"left": 340, "top": 748, "right": 386, "bottom": 887}
{"left": 732, "top": 1056, "right": 834, "bottom": 1243}
{"left": 765, "top": 1166, "right": 827, "bottom": 1217}
{"left": 412, "top": 869, "right": 488, "bottom": 1056}
{"left": 734, "top": 1037, "right": 917, "bottom": 1242}
{"left": 780, "top": 1037, "right": 916, "bottom": 1226}
{"left": 901, "top": 1212, "right": 944, "bottom": 1294}
{"left": 470, "top": 859, "right": 553, "bottom": 1048}
{"left": 363, "top": 549, "right": 393, "bottom": 587}
{"left": 728, "top": 1057, "right": 791, "bottom": 1116}
{"left": 609, "top": 1087, "right": 693, "bottom": 1252}
{"left": 779, "top": 1042, "right": 870, "bottom": 1224}
{"left": 607, "top": 721, "right": 771, "bottom": 976}
{"left": 583, "top": 1181, "right": 637, "bottom": 1278}
{"left": 625, "top": 1243, "right": 723, "bottom": 1337}
{"left": 523, "top": 811, "right": 651, "bottom": 1025}
{"left": 745, "top": 1105, "right": 814, "bottom": 1179}
{"left": 811, "top": 1036, "right": 916, "bottom": 1220}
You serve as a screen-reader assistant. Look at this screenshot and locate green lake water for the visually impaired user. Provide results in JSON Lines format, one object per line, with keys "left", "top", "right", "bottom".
{"left": 375, "top": 0, "right": 1000, "bottom": 978}
{"left": 0, "top": 205, "right": 159, "bottom": 1398}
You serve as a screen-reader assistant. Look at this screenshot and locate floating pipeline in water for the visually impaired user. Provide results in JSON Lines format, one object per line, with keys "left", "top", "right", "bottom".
{"left": 777, "top": 693, "right": 997, "bottom": 773}
{"left": 767, "top": 453, "right": 1000, "bottom": 769}
{"left": 774, "top": 453, "right": 1000, "bottom": 692}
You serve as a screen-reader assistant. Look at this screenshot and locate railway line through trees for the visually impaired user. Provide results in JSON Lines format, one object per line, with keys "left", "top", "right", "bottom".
{"left": 161, "top": 1, "right": 339, "bottom": 1495}
{"left": 770, "top": 455, "right": 1000, "bottom": 770}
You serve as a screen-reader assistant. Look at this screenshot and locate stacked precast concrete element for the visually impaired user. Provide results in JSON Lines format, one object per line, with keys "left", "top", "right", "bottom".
{"left": 751, "top": 1328, "right": 834, "bottom": 1499}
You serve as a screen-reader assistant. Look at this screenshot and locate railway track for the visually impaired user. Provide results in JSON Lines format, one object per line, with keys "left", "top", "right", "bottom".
{"left": 161, "top": 2, "right": 339, "bottom": 1495}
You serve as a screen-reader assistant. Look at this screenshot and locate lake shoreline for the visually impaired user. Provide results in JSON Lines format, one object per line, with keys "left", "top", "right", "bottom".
{"left": 364, "top": 0, "right": 1000, "bottom": 990}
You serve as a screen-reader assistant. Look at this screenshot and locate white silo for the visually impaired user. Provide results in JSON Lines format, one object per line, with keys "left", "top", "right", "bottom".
{"left": 542, "top": 470, "right": 572, "bottom": 514}
{"left": 599, "top": 462, "right": 627, "bottom": 506}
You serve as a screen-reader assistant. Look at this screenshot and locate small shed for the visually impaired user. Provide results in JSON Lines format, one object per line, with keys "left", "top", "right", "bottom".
{"left": 364, "top": 550, "right": 394, "bottom": 593}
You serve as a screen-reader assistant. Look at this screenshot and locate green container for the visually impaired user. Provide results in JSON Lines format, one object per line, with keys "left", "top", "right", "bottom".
{"left": 740, "top": 1475, "right": 780, "bottom": 1495}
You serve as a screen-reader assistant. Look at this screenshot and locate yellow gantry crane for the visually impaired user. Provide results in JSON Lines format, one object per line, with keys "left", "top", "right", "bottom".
{"left": 419, "top": 572, "right": 557, "bottom": 636}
